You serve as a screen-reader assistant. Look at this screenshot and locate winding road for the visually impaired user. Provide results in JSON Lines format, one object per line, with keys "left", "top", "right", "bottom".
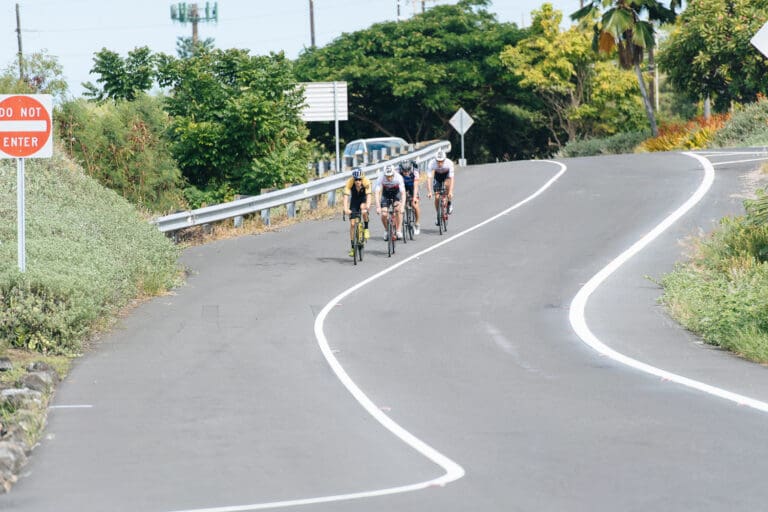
{"left": 4, "top": 149, "right": 768, "bottom": 512}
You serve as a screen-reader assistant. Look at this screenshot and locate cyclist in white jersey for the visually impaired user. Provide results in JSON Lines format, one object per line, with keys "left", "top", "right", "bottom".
{"left": 426, "top": 149, "right": 455, "bottom": 225}
{"left": 374, "top": 165, "right": 406, "bottom": 240}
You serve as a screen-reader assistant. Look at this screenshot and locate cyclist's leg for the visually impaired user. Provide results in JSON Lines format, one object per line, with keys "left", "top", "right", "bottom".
{"left": 380, "top": 197, "right": 390, "bottom": 238}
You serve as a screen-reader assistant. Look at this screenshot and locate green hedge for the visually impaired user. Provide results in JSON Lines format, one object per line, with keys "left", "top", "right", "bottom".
{"left": 0, "top": 150, "right": 180, "bottom": 353}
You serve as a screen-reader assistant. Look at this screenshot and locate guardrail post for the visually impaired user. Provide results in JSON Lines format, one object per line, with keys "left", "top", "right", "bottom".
{"left": 261, "top": 209, "right": 270, "bottom": 226}
{"left": 326, "top": 189, "right": 336, "bottom": 207}
{"left": 287, "top": 201, "right": 296, "bottom": 218}
{"left": 234, "top": 215, "right": 244, "bottom": 228}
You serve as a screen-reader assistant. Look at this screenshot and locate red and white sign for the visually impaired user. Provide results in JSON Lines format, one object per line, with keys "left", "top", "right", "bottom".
{"left": 0, "top": 94, "right": 53, "bottom": 159}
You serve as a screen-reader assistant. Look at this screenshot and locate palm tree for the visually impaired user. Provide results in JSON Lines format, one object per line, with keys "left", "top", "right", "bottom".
{"left": 572, "top": 0, "right": 680, "bottom": 137}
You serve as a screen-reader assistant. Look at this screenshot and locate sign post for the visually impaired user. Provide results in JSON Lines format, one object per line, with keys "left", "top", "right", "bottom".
{"left": 449, "top": 107, "right": 474, "bottom": 167}
{"left": 0, "top": 94, "right": 53, "bottom": 272}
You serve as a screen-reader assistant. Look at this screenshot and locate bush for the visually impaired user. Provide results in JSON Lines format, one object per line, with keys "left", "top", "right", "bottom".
{"left": 56, "top": 95, "right": 186, "bottom": 214}
{"left": 557, "top": 130, "right": 649, "bottom": 158}
{"left": 710, "top": 98, "right": 768, "bottom": 148}
{"left": 0, "top": 150, "right": 180, "bottom": 353}
{"left": 638, "top": 114, "right": 729, "bottom": 152}
{"left": 661, "top": 212, "right": 768, "bottom": 363}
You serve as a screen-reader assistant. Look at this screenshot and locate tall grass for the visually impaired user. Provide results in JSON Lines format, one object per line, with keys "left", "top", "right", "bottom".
{"left": 0, "top": 148, "right": 180, "bottom": 354}
{"left": 661, "top": 214, "right": 768, "bottom": 363}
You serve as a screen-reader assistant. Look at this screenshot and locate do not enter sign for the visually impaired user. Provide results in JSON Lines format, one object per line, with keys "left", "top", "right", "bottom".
{"left": 0, "top": 94, "right": 53, "bottom": 159}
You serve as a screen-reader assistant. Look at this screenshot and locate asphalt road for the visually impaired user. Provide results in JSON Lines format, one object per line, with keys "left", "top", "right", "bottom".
{"left": 4, "top": 149, "right": 768, "bottom": 512}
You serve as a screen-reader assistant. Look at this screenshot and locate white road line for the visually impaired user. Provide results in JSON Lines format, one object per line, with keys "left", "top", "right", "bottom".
{"left": 712, "top": 156, "right": 768, "bottom": 167}
{"left": 699, "top": 150, "right": 768, "bottom": 157}
{"left": 569, "top": 151, "right": 768, "bottom": 413}
{"left": 165, "top": 160, "right": 567, "bottom": 512}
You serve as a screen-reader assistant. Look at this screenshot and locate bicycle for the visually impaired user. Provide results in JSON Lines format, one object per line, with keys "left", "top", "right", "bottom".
{"left": 403, "top": 191, "right": 416, "bottom": 241}
{"left": 385, "top": 197, "right": 398, "bottom": 257}
{"left": 434, "top": 182, "right": 449, "bottom": 235}
{"left": 343, "top": 210, "right": 366, "bottom": 265}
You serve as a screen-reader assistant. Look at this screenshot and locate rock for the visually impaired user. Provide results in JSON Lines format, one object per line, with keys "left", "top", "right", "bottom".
{"left": 19, "top": 372, "right": 55, "bottom": 393}
{"left": 0, "top": 388, "right": 43, "bottom": 410}
{"left": 0, "top": 358, "right": 11, "bottom": 372}
{"left": 0, "top": 441, "right": 27, "bottom": 478}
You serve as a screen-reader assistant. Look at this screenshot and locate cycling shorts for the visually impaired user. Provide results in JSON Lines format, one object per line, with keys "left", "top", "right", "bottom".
{"left": 380, "top": 191, "right": 401, "bottom": 208}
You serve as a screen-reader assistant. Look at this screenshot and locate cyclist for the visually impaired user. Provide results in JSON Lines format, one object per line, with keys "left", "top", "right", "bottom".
{"left": 398, "top": 159, "right": 421, "bottom": 235}
{"left": 426, "top": 149, "right": 455, "bottom": 225}
{"left": 374, "top": 164, "right": 406, "bottom": 240}
{"left": 343, "top": 167, "right": 372, "bottom": 257}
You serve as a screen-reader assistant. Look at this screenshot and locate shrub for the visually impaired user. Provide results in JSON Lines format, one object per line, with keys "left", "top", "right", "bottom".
{"left": 638, "top": 114, "right": 729, "bottom": 152}
{"left": 557, "top": 130, "right": 649, "bottom": 158}
{"left": 711, "top": 97, "right": 768, "bottom": 148}
{"left": 0, "top": 151, "right": 180, "bottom": 353}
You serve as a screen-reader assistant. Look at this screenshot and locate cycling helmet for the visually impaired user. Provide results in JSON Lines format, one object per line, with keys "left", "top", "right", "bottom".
{"left": 399, "top": 161, "right": 413, "bottom": 172}
{"left": 351, "top": 168, "right": 363, "bottom": 179}
{"left": 384, "top": 165, "right": 395, "bottom": 177}
{"left": 435, "top": 150, "right": 446, "bottom": 161}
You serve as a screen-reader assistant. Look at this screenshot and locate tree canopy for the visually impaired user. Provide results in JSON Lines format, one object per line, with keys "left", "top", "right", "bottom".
{"left": 294, "top": 0, "right": 549, "bottom": 161}
{"left": 157, "top": 48, "right": 315, "bottom": 202}
{"left": 501, "top": 4, "right": 646, "bottom": 146}
{"left": 658, "top": 0, "right": 768, "bottom": 111}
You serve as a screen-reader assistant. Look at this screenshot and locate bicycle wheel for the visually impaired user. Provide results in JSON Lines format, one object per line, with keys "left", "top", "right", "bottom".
{"left": 401, "top": 208, "right": 407, "bottom": 245}
{"left": 409, "top": 207, "right": 415, "bottom": 239}
{"left": 406, "top": 206, "right": 414, "bottom": 240}
{"left": 356, "top": 222, "right": 364, "bottom": 262}
{"left": 388, "top": 211, "right": 396, "bottom": 257}
{"left": 441, "top": 198, "right": 448, "bottom": 233}
{"left": 437, "top": 199, "right": 444, "bottom": 235}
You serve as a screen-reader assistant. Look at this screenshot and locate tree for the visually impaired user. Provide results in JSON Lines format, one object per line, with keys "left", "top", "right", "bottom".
{"left": 0, "top": 50, "right": 68, "bottom": 102}
{"left": 175, "top": 36, "right": 216, "bottom": 58}
{"left": 56, "top": 95, "right": 185, "bottom": 213}
{"left": 658, "top": 0, "right": 768, "bottom": 112}
{"left": 572, "top": 0, "right": 681, "bottom": 137}
{"left": 501, "top": 4, "right": 646, "bottom": 146}
{"left": 83, "top": 47, "right": 156, "bottom": 101}
{"left": 294, "top": 0, "right": 549, "bottom": 161}
{"left": 156, "top": 48, "right": 315, "bottom": 204}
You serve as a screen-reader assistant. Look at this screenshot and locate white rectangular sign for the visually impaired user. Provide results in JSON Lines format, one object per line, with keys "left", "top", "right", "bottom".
{"left": 300, "top": 82, "right": 348, "bottom": 122}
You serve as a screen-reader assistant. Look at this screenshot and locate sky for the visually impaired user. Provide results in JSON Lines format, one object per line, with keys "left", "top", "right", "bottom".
{"left": 1, "top": 0, "right": 579, "bottom": 98}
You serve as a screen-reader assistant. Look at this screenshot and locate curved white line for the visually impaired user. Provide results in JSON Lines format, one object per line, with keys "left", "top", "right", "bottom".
{"left": 569, "top": 151, "right": 768, "bottom": 413}
{"left": 166, "top": 161, "right": 567, "bottom": 512}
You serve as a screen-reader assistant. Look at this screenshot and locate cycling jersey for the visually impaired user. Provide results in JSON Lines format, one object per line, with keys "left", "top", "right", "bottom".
{"left": 375, "top": 173, "right": 405, "bottom": 206}
{"left": 428, "top": 157, "right": 455, "bottom": 182}
{"left": 399, "top": 168, "right": 419, "bottom": 193}
{"left": 344, "top": 176, "right": 372, "bottom": 211}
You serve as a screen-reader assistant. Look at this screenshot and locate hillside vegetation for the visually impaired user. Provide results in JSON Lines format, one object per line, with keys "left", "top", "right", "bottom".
{"left": 0, "top": 149, "right": 180, "bottom": 354}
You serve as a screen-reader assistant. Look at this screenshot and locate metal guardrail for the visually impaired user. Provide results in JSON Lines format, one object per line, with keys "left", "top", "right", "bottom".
{"left": 152, "top": 140, "right": 451, "bottom": 233}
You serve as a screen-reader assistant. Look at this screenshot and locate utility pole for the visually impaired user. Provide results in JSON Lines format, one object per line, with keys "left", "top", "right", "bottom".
{"left": 15, "top": 3, "right": 24, "bottom": 81}
{"left": 309, "top": 0, "right": 315, "bottom": 48}
{"left": 396, "top": 0, "right": 401, "bottom": 21}
{"left": 170, "top": 2, "right": 218, "bottom": 45}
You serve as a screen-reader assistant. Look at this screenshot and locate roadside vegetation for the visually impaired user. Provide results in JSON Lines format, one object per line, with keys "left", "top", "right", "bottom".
{"left": 0, "top": 0, "right": 767, "bottom": 418}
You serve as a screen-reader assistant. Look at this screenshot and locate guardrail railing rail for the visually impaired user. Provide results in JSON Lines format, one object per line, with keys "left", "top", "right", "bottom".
{"left": 152, "top": 140, "right": 451, "bottom": 234}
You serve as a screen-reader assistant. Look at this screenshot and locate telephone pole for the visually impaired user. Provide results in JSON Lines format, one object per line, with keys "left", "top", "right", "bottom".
{"left": 170, "top": 2, "right": 218, "bottom": 45}
{"left": 309, "top": 0, "right": 315, "bottom": 48}
{"left": 15, "top": 3, "right": 24, "bottom": 81}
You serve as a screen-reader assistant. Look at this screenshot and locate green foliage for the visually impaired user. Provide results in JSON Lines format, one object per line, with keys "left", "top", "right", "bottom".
{"left": 658, "top": 0, "right": 768, "bottom": 111}
{"left": 710, "top": 98, "right": 768, "bottom": 148}
{"left": 501, "top": 4, "right": 645, "bottom": 147}
{"left": 55, "top": 95, "right": 186, "bottom": 213}
{"left": 557, "top": 130, "right": 648, "bottom": 157}
{"left": 83, "top": 47, "right": 157, "bottom": 101}
{"left": 0, "top": 51, "right": 68, "bottom": 102}
{"left": 0, "top": 152, "right": 180, "bottom": 353}
{"left": 157, "top": 48, "right": 314, "bottom": 202}
{"left": 661, "top": 213, "right": 768, "bottom": 362}
{"left": 294, "top": 0, "right": 547, "bottom": 161}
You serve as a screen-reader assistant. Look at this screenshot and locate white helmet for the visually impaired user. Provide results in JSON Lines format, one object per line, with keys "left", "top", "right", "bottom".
{"left": 435, "top": 150, "right": 446, "bottom": 161}
{"left": 384, "top": 165, "right": 395, "bottom": 177}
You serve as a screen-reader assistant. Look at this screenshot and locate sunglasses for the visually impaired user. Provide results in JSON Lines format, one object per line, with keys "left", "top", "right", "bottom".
{"left": 354, "top": 178, "right": 362, "bottom": 181}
